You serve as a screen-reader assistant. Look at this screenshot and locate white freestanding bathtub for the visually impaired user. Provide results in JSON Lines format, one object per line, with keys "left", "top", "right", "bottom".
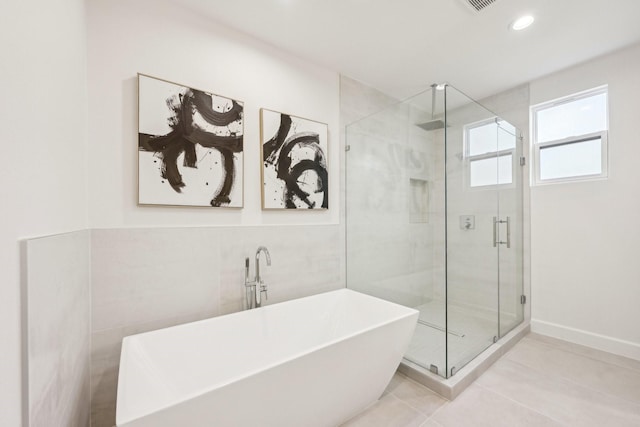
{"left": 115, "top": 289, "right": 418, "bottom": 427}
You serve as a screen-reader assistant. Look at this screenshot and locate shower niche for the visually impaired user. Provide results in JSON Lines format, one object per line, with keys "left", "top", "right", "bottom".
{"left": 345, "top": 84, "right": 525, "bottom": 383}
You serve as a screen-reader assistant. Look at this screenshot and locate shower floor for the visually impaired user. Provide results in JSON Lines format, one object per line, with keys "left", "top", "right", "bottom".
{"left": 404, "top": 299, "right": 497, "bottom": 377}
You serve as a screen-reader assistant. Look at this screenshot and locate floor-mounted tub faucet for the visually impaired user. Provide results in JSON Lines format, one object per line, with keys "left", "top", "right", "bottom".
{"left": 244, "top": 246, "right": 271, "bottom": 309}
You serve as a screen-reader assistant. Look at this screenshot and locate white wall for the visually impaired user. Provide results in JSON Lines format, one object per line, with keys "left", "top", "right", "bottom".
{"left": 0, "top": 0, "right": 89, "bottom": 424}
{"left": 530, "top": 43, "right": 640, "bottom": 360}
{"left": 87, "top": 0, "right": 340, "bottom": 228}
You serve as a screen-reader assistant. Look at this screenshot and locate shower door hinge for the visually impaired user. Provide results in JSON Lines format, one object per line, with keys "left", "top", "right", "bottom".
{"left": 345, "top": 145, "right": 351, "bottom": 152}
{"left": 520, "top": 156, "right": 526, "bottom": 166}
{"left": 521, "top": 295, "right": 527, "bottom": 305}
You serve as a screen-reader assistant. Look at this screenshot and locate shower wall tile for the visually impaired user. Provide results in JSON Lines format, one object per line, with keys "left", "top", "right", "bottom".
{"left": 90, "top": 224, "right": 342, "bottom": 427}
{"left": 340, "top": 74, "right": 400, "bottom": 229}
{"left": 340, "top": 75, "right": 398, "bottom": 127}
{"left": 343, "top": 79, "right": 442, "bottom": 308}
{"left": 26, "top": 230, "right": 91, "bottom": 427}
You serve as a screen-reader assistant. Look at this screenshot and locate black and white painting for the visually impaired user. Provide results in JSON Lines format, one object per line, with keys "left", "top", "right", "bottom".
{"left": 138, "top": 74, "right": 243, "bottom": 207}
{"left": 260, "top": 109, "right": 328, "bottom": 209}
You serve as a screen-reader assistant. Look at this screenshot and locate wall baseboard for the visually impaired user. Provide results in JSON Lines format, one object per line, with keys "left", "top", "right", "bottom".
{"left": 531, "top": 319, "right": 640, "bottom": 361}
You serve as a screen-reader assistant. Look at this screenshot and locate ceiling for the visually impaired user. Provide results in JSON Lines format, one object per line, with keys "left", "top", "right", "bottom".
{"left": 171, "top": 0, "right": 640, "bottom": 100}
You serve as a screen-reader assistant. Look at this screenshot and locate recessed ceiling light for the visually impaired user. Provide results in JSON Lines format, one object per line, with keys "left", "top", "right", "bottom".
{"left": 511, "top": 15, "right": 535, "bottom": 31}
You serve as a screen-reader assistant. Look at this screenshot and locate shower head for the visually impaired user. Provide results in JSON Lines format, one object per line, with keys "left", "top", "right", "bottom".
{"left": 416, "top": 83, "right": 446, "bottom": 131}
{"left": 417, "top": 119, "right": 445, "bottom": 131}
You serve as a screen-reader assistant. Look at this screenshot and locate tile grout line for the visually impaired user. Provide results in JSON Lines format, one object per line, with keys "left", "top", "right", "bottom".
{"left": 512, "top": 337, "right": 640, "bottom": 387}
{"left": 388, "top": 389, "right": 449, "bottom": 419}
{"left": 382, "top": 393, "right": 429, "bottom": 424}
{"left": 391, "top": 371, "right": 452, "bottom": 426}
{"left": 501, "top": 356, "right": 640, "bottom": 409}
{"left": 421, "top": 400, "right": 449, "bottom": 426}
{"left": 419, "top": 415, "right": 444, "bottom": 427}
{"left": 525, "top": 336, "right": 640, "bottom": 374}
{"left": 473, "top": 382, "right": 568, "bottom": 426}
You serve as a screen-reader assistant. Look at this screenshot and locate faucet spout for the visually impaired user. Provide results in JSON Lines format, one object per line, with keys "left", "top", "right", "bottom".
{"left": 255, "top": 246, "right": 271, "bottom": 283}
{"left": 257, "top": 246, "right": 271, "bottom": 265}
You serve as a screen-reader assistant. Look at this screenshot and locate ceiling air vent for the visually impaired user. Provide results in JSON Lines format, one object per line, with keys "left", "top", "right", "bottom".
{"left": 465, "top": 0, "right": 498, "bottom": 12}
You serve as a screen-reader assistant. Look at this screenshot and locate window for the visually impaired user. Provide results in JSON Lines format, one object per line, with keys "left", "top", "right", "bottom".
{"left": 465, "top": 118, "right": 517, "bottom": 188}
{"left": 531, "top": 86, "right": 608, "bottom": 185}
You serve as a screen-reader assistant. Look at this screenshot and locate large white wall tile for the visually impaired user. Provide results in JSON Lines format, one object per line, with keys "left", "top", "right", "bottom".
{"left": 343, "top": 79, "right": 447, "bottom": 308}
{"left": 26, "top": 230, "right": 91, "bottom": 427}
{"left": 217, "top": 225, "right": 342, "bottom": 313}
{"left": 92, "top": 228, "right": 221, "bottom": 332}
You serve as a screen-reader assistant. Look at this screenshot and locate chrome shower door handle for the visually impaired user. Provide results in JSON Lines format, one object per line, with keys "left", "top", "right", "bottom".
{"left": 493, "top": 217, "right": 512, "bottom": 248}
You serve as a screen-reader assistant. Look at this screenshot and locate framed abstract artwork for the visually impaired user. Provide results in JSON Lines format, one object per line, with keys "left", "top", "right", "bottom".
{"left": 260, "top": 109, "right": 329, "bottom": 210}
{"left": 138, "top": 74, "right": 244, "bottom": 207}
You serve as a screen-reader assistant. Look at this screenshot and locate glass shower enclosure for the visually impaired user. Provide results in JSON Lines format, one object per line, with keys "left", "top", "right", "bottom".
{"left": 345, "top": 84, "right": 524, "bottom": 378}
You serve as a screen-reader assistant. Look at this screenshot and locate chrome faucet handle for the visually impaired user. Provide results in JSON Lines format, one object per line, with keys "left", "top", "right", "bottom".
{"left": 260, "top": 281, "right": 268, "bottom": 301}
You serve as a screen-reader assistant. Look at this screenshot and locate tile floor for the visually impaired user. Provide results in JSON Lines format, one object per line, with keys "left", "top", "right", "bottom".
{"left": 341, "top": 333, "right": 640, "bottom": 426}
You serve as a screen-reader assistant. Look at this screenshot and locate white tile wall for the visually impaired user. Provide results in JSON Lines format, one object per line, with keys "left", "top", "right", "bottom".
{"left": 26, "top": 230, "right": 91, "bottom": 427}
{"left": 91, "top": 227, "right": 222, "bottom": 332}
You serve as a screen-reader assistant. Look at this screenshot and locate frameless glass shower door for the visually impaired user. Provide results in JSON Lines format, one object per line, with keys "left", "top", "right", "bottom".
{"left": 444, "top": 87, "right": 500, "bottom": 376}
{"left": 345, "top": 84, "right": 524, "bottom": 379}
{"left": 497, "top": 121, "right": 525, "bottom": 337}
{"left": 443, "top": 85, "right": 524, "bottom": 375}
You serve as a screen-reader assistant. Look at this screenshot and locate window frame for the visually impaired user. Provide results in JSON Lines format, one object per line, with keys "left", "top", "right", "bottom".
{"left": 464, "top": 117, "right": 517, "bottom": 190}
{"left": 531, "top": 86, "right": 609, "bottom": 186}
